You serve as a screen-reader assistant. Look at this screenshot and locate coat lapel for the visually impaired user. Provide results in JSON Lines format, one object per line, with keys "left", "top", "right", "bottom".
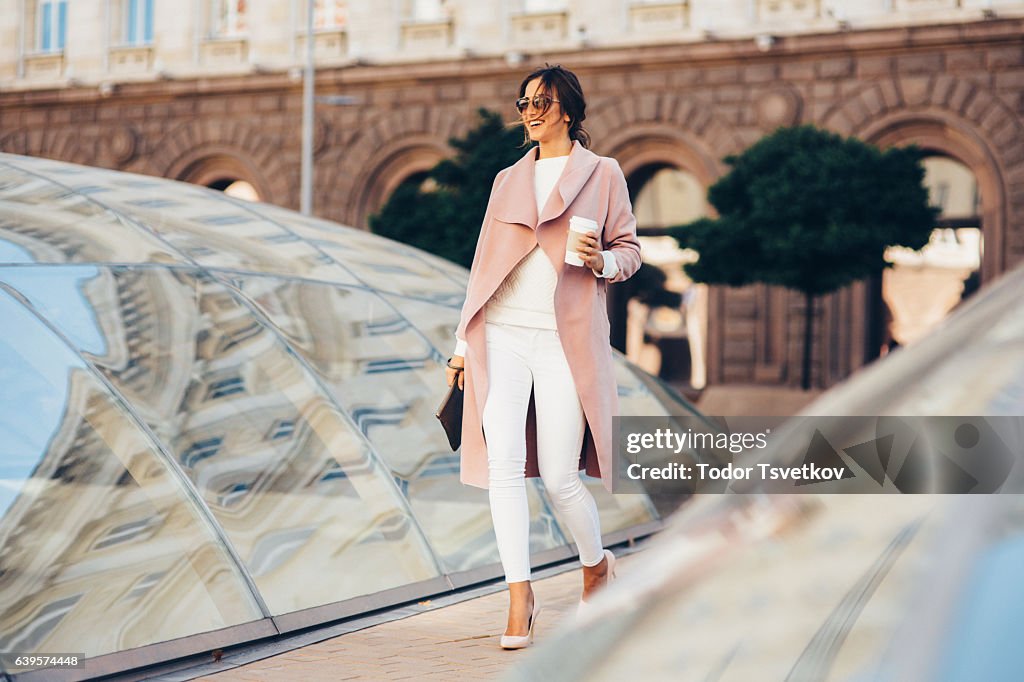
{"left": 491, "top": 145, "right": 539, "bottom": 228}
{"left": 491, "top": 140, "right": 601, "bottom": 229}
{"left": 538, "top": 141, "right": 600, "bottom": 226}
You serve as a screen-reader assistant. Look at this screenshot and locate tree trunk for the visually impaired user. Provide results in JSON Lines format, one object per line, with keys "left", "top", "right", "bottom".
{"left": 802, "top": 290, "right": 815, "bottom": 391}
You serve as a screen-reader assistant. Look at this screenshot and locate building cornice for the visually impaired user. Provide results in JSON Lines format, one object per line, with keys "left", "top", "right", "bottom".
{"left": 1, "top": 17, "right": 1021, "bottom": 106}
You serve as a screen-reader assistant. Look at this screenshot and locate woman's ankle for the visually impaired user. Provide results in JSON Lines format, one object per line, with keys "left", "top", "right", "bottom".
{"left": 508, "top": 581, "right": 534, "bottom": 604}
{"left": 582, "top": 556, "right": 608, "bottom": 578}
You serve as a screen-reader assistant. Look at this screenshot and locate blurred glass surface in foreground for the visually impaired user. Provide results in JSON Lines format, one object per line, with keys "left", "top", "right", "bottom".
{"left": 505, "top": 264, "right": 1024, "bottom": 682}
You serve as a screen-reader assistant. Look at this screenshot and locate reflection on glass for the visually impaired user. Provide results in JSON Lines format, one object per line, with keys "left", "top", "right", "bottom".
{"left": 0, "top": 289, "right": 262, "bottom": 666}
{"left": 0, "top": 163, "right": 182, "bottom": 265}
{"left": 2, "top": 156, "right": 362, "bottom": 284}
{"left": 414, "top": 249, "right": 471, "bottom": 289}
{"left": 260, "top": 206, "right": 467, "bottom": 303}
{"left": 235, "top": 277, "right": 568, "bottom": 572}
{"left": 1, "top": 267, "right": 441, "bottom": 614}
{"left": 96, "top": 191, "right": 361, "bottom": 286}
{"left": 379, "top": 294, "right": 461, "bottom": 359}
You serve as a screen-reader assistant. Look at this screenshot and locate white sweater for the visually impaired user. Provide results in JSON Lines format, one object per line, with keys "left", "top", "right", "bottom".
{"left": 453, "top": 154, "right": 618, "bottom": 358}
{"left": 484, "top": 155, "right": 566, "bottom": 330}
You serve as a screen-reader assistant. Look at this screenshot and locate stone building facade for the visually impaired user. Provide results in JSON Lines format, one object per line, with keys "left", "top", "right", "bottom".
{"left": 2, "top": 1, "right": 1023, "bottom": 389}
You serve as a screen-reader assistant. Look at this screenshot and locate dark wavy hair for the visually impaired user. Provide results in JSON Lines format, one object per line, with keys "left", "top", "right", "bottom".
{"left": 517, "top": 63, "right": 591, "bottom": 149}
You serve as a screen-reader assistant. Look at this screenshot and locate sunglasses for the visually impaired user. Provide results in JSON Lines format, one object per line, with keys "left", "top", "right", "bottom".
{"left": 515, "top": 94, "right": 561, "bottom": 115}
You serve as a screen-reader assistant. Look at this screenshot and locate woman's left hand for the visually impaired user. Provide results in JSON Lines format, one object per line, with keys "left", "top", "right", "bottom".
{"left": 576, "top": 231, "right": 605, "bottom": 273}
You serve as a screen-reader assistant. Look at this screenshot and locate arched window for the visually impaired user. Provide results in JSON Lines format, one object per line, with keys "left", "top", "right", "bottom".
{"left": 223, "top": 180, "right": 260, "bottom": 202}
{"left": 626, "top": 164, "right": 710, "bottom": 392}
{"left": 631, "top": 165, "right": 707, "bottom": 231}
{"left": 880, "top": 155, "right": 982, "bottom": 349}
{"left": 396, "top": 171, "right": 435, "bottom": 194}
{"left": 206, "top": 178, "right": 260, "bottom": 203}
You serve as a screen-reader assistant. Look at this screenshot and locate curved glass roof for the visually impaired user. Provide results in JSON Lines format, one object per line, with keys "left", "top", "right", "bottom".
{"left": 0, "top": 153, "right": 694, "bottom": 679}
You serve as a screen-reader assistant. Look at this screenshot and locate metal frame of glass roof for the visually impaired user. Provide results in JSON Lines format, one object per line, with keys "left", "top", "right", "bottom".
{"left": 0, "top": 153, "right": 681, "bottom": 681}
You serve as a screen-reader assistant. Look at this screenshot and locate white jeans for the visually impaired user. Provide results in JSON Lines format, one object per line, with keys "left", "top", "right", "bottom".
{"left": 482, "top": 321, "right": 605, "bottom": 583}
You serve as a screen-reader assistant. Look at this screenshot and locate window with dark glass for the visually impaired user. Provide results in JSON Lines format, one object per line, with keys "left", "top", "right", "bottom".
{"left": 207, "top": 376, "right": 245, "bottom": 400}
{"left": 182, "top": 437, "right": 224, "bottom": 467}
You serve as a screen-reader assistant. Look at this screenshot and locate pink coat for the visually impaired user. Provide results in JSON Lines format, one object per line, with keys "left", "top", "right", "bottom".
{"left": 456, "top": 140, "right": 642, "bottom": 493}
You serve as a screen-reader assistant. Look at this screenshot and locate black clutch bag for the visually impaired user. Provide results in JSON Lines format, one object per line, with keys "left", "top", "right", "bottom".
{"left": 435, "top": 379, "right": 464, "bottom": 451}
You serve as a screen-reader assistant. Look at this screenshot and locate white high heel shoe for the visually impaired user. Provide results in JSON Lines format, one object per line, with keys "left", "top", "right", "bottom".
{"left": 577, "top": 549, "right": 616, "bottom": 619}
{"left": 500, "top": 600, "right": 542, "bottom": 649}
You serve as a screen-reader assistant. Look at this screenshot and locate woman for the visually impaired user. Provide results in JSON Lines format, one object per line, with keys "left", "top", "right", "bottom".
{"left": 445, "top": 64, "right": 641, "bottom": 649}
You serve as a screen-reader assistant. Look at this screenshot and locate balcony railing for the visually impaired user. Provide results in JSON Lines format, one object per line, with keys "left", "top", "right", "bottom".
{"left": 401, "top": 19, "right": 454, "bottom": 51}
{"left": 295, "top": 29, "right": 349, "bottom": 61}
{"left": 630, "top": 1, "right": 690, "bottom": 32}
{"left": 200, "top": 36, "right": 249, "bottom": 68}
{"left": 22, "top": 52, "right": 65, "bottom": 80}
{"left": 109, "top": 45, "right": 154, "bottom": 75}
{"left": 509, "top": 9, "right": 568, "bottom": 44}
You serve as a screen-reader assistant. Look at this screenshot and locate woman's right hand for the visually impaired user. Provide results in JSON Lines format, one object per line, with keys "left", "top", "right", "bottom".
{"left": 446, "top": 355, "right": 465, "bottom": 390}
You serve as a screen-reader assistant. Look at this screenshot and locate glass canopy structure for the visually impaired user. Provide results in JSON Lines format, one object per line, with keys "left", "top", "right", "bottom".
{"left": 0, "top": 153, "right": 693, "bottom": 680}
{"left": 506, "top": 262, "right": 1024, "bottom": 682}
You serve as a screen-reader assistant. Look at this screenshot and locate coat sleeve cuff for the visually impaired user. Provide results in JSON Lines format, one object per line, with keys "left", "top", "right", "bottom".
{"left": 597, "top": 250, "right": 619, "bottom": 279}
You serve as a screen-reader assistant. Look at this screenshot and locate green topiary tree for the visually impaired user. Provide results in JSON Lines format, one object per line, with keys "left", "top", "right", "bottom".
{"left": 670, "top": 125, "right": 938, "bottom": 390}
{"left": 369, "top": 108, "right": 525, "bottom": 267}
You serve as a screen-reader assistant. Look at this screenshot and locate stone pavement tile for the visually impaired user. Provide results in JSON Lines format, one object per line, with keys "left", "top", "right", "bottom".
{"left": 222, "top": 667, "right": 299, "bottom": 675}
{"left": 369, "top": 667, "right": 423, "bottom": 676}
{"left": 279, "top": 652, "right": 333, "bottom": 662}
{"left": 321, "top": 659, "right": 378, "bottom": 671}
{"left": 381, "top": 656, "right": 437, "bottom": 668}
{"left": 198, "top": 552, "right": 640, "bottom": 681}
{"left": 285, "top": 671, "right": 351, "bottom": 682}
{"left": 409, "top": 651, "right": 449, "bottom": 660}
{"left": 324, "top": 656, "right": 384, "bottom": 665}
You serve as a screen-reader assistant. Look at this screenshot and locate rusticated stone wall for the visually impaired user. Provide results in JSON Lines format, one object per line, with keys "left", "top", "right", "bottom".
{"left": 2, "top": 18, "right": 1022, "bottom": 389}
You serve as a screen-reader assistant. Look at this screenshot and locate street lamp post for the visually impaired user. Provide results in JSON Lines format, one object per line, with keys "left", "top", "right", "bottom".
{"left": 299, "top": 2, "right": 360, "bottom": 216}
{"left": 300, "top": 0, "right": 315, "bottom": 215}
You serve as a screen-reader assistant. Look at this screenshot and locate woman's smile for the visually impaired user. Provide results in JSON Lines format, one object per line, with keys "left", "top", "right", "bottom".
{"left": 520, "top": 78, "right": 571, "bottom": 152}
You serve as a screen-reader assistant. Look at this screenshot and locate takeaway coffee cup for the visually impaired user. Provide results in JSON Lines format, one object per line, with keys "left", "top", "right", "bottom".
{"left": 565, "top": 216, "right": 599, "bottom": 266}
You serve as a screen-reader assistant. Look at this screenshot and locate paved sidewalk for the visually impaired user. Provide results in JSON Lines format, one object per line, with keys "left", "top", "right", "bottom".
{"left": 195, "top": 552, "right": 639, "bottom": 682}
{"left": 695, "top": 384, "right": 822, "bottom": 417}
